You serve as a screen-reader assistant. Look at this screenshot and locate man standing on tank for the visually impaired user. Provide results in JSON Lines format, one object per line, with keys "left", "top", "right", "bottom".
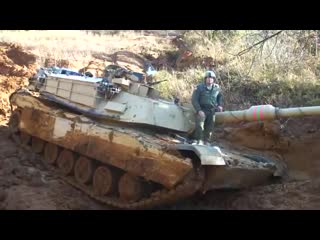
{"left": 191, "top": 70, "right": 223, "bottom": 145}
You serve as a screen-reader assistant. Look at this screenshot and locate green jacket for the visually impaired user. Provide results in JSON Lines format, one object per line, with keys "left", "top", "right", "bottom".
{"left": 192, "top": 83, "right": 223, "bottom": 112}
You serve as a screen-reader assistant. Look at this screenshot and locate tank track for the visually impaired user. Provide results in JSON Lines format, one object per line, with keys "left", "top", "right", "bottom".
{"left": 8, "top": 125, "right": 204, "bottom": 209}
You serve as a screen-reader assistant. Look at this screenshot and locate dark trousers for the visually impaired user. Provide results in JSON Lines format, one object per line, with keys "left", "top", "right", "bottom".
{"left": 193, "top": 109, "right": 215, "bottom": 142}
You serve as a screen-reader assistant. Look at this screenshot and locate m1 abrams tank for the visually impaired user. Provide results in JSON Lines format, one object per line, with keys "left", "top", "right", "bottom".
{"left": 8, "top": 66, "right": 317, "bottom": 209}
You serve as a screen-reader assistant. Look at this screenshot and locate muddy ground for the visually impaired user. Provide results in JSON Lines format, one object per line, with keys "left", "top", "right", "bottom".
{"left": 2, "top": 118, "right": 320, "bottom": 210}
{"left": 1, "top": 42, "right": 320, "bottom": 210}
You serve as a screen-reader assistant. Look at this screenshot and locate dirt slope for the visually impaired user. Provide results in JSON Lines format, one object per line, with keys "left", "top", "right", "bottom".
{"left": 0, "top": 43, "right": 38, "bottom": 124}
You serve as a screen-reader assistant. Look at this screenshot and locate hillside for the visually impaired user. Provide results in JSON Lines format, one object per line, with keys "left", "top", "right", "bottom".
{"left": 1, "top": 30, "right": 320, "bottom": 210}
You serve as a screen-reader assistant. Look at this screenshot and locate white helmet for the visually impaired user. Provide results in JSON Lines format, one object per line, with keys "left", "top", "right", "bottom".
{"left": 205, "top": 70, "right": 216, "bottom": 79}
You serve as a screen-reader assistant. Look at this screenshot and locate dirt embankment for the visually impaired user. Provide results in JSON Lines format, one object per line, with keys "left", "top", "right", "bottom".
{"left": 218, "top": 117, "right": 320, "bottom": 181}
{"left": 0, "top": 42, "right": 38, "bottom": 123}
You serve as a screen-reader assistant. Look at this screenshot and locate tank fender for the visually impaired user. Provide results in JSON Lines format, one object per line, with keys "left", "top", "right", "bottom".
{"left": 167, "top": 144, "right": 226, "bottom": 166}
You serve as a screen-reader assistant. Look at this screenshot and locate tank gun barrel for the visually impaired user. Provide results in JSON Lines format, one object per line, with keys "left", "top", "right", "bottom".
{"left": 215, "top": 105, "right": 320, "bottom": 124}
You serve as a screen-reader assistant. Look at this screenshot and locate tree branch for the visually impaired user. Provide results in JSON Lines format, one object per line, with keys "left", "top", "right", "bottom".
{"left": 265, "top": 34, "right": 279, "bottom": 59}
{"left": 236, "top": 31, "right": 283, "bottom": 56}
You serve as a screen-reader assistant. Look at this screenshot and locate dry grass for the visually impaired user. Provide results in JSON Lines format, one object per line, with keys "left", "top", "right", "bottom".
{"left": 154, "top": 31, "right": 320, "bottom": 108}
{"left": 0, "top": 30, "right": 174, "bottom": 67}
{"left": 153, "top": 67, "right": 206, "bottom": 102}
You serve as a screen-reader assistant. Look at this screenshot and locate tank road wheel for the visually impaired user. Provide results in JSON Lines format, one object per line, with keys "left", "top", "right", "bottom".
{"left": 44, "top": 143, "right": 59, "bottom": 165}
{"left": 20, "top": 132, "right": 31, "bottom": 146}
{"left": 74, "top": 156, "right": 93, "bottom": 184}
{"left": 118, "top": 173, "right": 143, "bottom": 202}
{"left": 57, "top": 150, "right": 75, "bottom": 176}
{"left": 31, "top": 137, "right": 45, "bottom": 153}
{"left": 93, "top": 166, "right": 115, "bottom": 196}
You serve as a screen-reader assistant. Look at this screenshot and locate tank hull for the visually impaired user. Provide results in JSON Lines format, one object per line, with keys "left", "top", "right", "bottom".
{"left": 9, "top": 90, "right": 279, "bottom": 209}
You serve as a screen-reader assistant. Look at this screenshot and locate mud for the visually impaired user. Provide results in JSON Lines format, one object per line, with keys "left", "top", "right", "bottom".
{"left": 0, "top": 43, "right": 38, "bottom": 123}
{"left": 163, "top": 179, "right": 320, "bottom": 210}
{"left": 217, "top": 117, "right": 320, "bottom": 181}
{"left": 0, "top": 126, "right": 109, "bottom": 210}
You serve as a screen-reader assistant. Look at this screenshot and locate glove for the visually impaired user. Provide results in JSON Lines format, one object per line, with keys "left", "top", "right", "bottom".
{"left": 217, "top": 106, "right": 223, "bottom": 112}
{"left": 198, "top": 110, "right": 205, "bottom": 118}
